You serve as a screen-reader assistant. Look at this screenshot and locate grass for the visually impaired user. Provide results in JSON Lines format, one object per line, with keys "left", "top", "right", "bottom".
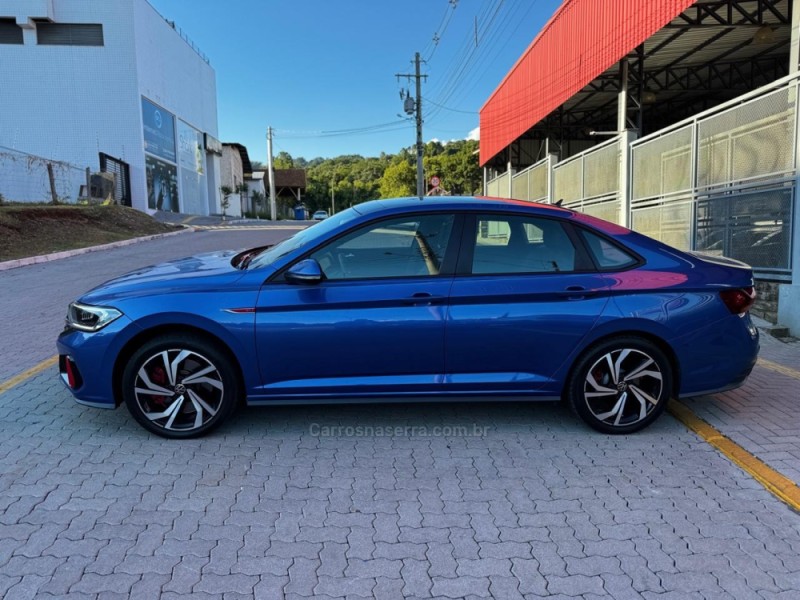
{"left": 0, "top": 204, "right": 177, "bottom": 261}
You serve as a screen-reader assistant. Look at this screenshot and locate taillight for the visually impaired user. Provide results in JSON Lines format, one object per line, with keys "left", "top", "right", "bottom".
{"left": 720, "top": 286, "right": 755, "bottom": 315}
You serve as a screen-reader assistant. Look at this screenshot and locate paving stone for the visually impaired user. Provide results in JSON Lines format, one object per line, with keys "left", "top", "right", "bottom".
{"left": 193, "top": 573, "right": 259, "bottom": 595}
{"left": 401, "top": 558, "right": 432, "bottom": 597}
{"left": 1, "top": 262, "right": 800, "bottom": 599}
{"left": 431, "top": 575, "right": 491, "bottom": 598}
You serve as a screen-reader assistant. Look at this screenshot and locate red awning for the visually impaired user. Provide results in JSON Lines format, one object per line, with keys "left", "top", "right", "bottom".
{"left": 479, "top": 0, "right": 696, "bottom": 165}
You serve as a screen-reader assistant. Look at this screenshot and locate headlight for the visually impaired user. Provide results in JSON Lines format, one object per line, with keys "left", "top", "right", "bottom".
{"left": 66, "top": 302, "right": 122, "bottom": 332}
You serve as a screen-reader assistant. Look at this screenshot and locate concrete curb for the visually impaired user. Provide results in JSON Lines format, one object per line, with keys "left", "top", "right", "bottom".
{"left": 0, "top": 227, "right": 193, "bottom": 272}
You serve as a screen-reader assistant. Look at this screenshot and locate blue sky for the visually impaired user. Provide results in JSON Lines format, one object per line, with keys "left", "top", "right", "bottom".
{"left": 148, "top": 0, "right": 561, "bottom": 163}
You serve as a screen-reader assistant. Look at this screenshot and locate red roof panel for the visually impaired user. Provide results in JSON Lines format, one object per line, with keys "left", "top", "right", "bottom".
{"left": 479, "top": 0, "right": 696, "bottom": 165}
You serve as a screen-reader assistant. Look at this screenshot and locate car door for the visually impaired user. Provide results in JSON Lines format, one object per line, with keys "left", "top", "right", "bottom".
{"left": 253, "top": 212, "right": 461, "bottom": 399}
{"left": 444, "top": 212, "right": 610, "bottom": 396}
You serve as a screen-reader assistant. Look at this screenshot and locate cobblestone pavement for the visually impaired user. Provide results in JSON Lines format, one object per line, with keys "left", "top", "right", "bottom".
{"left": 682, "top": 329, "right": 800, "bottom": 484}
{"left": 0, "top": 228, "right": 294, "bottom": 382}
{"left": 2, "top": 231, "right": 800, "bottom": 598}
{"left": 2, "top": 368, "right": 800, "bottom": 599}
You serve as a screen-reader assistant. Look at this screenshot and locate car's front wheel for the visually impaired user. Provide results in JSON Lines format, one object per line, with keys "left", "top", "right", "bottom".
{"left": 121, "top": 334, "right": 239, "bottom": 439}
{"left": 567, "top": 336, "right": 672, "bottom": 434}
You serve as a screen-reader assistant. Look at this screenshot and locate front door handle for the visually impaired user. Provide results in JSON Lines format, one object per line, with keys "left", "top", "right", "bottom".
{"left": 403, "top": 292, "right": 446, "bottom": 306}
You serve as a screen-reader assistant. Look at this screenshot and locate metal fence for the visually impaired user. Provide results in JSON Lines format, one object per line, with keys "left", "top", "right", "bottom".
{"left": 99, "top": 153, "right": 132, "bottom": 206}
{"left": 484, "top": 73, "right": 799, "bottom": 279}
{"left": 630, "top": 75, "right": 797, "bottom": 278}
{"left": 486, "top": 170, "right": 510, "bottom": 198}
{"left": 510, "top": 155, "right": 554, "bottom": 202}
{"left": 554, "top": 137, "right": 622, "bottom": 223}
{"left": 0, "top": 145, "right": 88, "bottom": 204}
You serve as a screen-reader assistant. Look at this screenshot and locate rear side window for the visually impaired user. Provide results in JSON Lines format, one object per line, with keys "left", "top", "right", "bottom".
{"left": 579, "top": 229, "right": 638, "bottom": 269}
{"left": 472, "top": 214, "right": 576, "bottom": 274}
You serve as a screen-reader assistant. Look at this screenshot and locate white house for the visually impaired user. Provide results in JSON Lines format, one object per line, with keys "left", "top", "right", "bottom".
{"left": 0, "top": 0, "right": 221, "bottom": 215}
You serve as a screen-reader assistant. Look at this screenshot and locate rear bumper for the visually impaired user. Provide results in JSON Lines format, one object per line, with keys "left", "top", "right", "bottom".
{"left": 675, "top": 313, "right": 759, "bottom": 397}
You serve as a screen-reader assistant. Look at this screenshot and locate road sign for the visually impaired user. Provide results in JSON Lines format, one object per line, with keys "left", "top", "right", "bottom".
{"left": 430, "top": 176, "right": 440, "bottom": 188}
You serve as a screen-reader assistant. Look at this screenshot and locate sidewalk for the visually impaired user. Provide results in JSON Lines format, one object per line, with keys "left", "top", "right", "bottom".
{"left": 152, "top": 210, "right": 309, "bottom": 228}
{"left": 681, "top": 317, "right": 800, "bottom": 484}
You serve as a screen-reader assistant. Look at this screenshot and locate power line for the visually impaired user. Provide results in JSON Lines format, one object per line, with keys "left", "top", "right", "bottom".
{"left": 456, "top": 0, "right": 541, "bottom": 104}
{"left": 434, "top": 0, "right": 510, "bottom": 106}
{"left": 424, "top": 97, "right": 477, "bottom": 115}
{"left": 425, "top": 0, "right": 459, "bottom": 63}
{"left": 274, "top": 119, "right": 413, "bottom": 139}
{"left": 425, "top": 0, "right": 508, "bottom": 122}
{"left": 425, "top": 0, "right": 496, "bottom": 101}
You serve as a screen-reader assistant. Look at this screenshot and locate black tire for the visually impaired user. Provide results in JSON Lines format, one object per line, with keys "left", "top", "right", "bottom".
{"left": 121, "top": 333, "right": 240, "bottom": 439}
{"left": 567, "top": 336, "right": 673, "bottom": 434}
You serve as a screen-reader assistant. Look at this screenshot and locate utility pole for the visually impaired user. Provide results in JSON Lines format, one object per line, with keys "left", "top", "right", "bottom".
{"left": 330, "top": 184, "right": 335, "bottom": 215}
{"left": 266, "top": 126, "right": 277, "bottom": 221}
{"left": 396, "top": 52, "right": 427, "bottom": 197}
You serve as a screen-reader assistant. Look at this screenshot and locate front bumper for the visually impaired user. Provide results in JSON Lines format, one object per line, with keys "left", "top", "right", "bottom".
{"left": 56, "top": 315, "right": 137, "bottom": 408}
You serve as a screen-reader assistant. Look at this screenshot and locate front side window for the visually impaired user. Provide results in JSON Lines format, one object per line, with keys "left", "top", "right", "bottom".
{"left": 472, "top": 214, "right": 576, "bottom": 274}
{"left": 310, "top": 214, "right": 455, "bottom": 280}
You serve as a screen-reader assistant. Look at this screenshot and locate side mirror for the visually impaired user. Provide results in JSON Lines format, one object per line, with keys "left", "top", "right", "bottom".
{"left": 285, "top": 259, "right": 324, "bottom": 285}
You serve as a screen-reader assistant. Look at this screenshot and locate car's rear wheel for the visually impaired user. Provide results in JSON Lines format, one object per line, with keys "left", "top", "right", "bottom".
{"left": 121, "top": 334, "right": 239, "bottom": 439}
{"left": 567, "top": 337, "right": 672, "bottom": 434}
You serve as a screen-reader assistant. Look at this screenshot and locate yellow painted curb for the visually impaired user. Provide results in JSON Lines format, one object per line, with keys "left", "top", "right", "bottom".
{"left": 758, "top": 358, "right": 800, "bottom": 381}
{"left": 0, "top": 356, "right": 58, "bottom": 395}
{"left": 668, "top": 400, "right": 800, "bottom": 511}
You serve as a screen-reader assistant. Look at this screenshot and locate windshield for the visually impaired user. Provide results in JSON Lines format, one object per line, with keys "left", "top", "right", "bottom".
{"left": 246, "top": 207, "right": 359, "bottom": 269}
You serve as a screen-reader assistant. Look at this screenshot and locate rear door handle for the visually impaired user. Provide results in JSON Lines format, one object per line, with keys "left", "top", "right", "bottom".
{"left": 402, "top": 292, "right": 446, "bottom": 306}
{"left": 559, "top": 285, "right": 596, "bottom": 300}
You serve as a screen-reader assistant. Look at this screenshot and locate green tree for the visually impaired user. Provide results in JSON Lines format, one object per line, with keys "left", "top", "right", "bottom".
{"left": 274, "top": 151, "right": 294, "bottom": 169}
{"left": 265, "top": 138, "right": 479, "bottom": 210}
{"left": 379, "top": 160, "right": 416, "bottom": 198}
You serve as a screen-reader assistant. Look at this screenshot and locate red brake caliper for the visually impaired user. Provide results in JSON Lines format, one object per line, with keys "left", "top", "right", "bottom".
{"left": 150, "top": 365, "right": 169, "bottom": 407}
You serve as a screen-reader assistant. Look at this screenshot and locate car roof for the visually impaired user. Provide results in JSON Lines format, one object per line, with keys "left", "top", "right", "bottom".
{"left": 351, "top": 196, "right": 575, "bottom": 217}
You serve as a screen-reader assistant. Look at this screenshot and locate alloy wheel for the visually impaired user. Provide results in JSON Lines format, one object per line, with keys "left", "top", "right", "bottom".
{"left": 133, "top": 349, "right": 224, "bottom": 433}
{"left": 583, "top": 348, "right": 664, "bottom": 428}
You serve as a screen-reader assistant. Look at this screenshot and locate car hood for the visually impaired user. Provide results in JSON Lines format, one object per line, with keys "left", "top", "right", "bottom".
{"left": 79, "top": 250, "right": 245, "bottom": 304}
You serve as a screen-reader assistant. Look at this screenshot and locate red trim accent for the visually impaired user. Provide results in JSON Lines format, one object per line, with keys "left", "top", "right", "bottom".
{"left": 479, "top": 0, "right": 696, "bottom": 165}
{"left": 65, "top": 358, "right": 76, "bottom": 389}
{"left": 227, "top": 307, "right": 256, "bottom": 314}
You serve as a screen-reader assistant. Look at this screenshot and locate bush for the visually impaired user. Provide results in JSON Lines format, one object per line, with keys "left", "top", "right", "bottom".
{"left": 243, "top": 210, "right": 271, "bottom": 219}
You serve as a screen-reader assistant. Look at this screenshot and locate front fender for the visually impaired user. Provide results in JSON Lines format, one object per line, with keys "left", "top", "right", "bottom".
{"left": 124, "top": 310, "right": 260, "bottom": 393}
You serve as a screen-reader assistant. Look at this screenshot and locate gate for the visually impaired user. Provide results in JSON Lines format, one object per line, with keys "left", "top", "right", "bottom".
{"left": 99, "top": 153, "right": 132, "bottom": 206}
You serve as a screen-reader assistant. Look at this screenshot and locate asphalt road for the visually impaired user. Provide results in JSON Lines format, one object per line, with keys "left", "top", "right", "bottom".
{"left": 0, "top": 228, "right": 296, "bottom": 382}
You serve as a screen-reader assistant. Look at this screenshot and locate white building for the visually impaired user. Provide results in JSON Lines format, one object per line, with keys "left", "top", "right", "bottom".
{"left": 0, "top": 0, "right": 222, "bottom": 215}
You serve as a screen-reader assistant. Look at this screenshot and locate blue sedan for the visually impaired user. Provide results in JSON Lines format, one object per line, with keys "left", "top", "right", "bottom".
{"left": 57, "top": 197, "right": 759, "bottom": 438}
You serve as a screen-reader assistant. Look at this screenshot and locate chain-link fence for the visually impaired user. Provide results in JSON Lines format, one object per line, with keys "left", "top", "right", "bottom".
{"left": 0, "top": 145, "right": 88, "bottom": 204}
